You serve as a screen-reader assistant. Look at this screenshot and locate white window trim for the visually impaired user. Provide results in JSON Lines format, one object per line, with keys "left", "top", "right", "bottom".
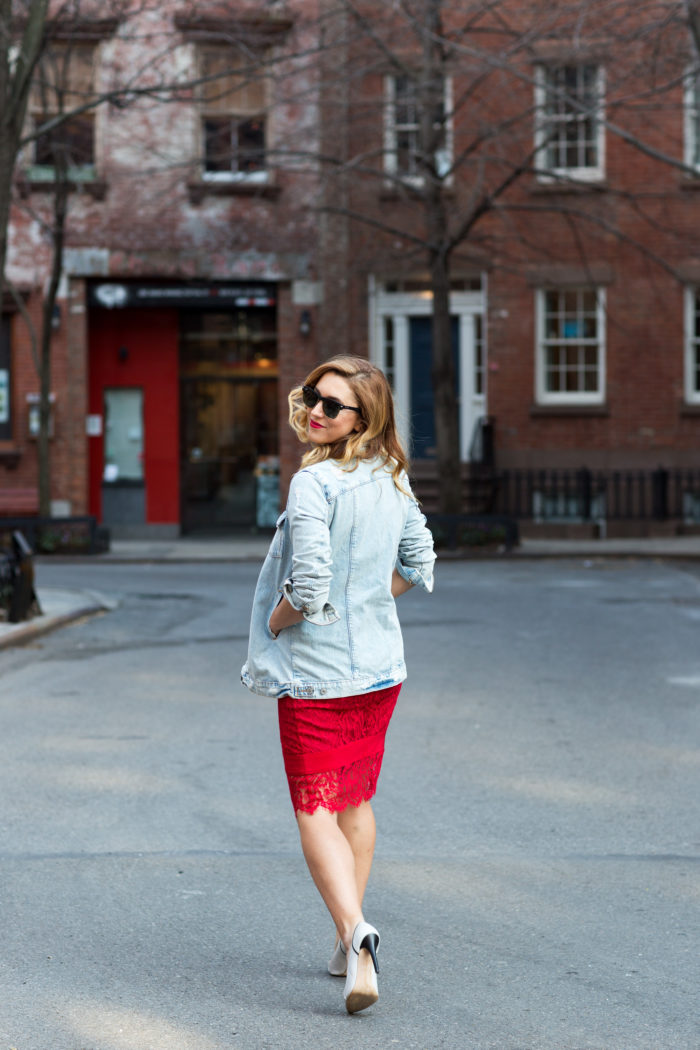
{"left": 368, "top": 275, "right": 486, "bottom": 460}
{"left": 534, "top": 64, "right": 606, "bottom": 183}
{"left": 535, "top": 287, "right": 606, "bottom": 405}
{"left": 201, "top": 168, "right": 270, "bottom": 184}
{"left": 683, "top": 68, "right": 700, "bottom": 171}
{"left": 684, "top": 287, "right": 700, "bottom": 404}
{"left": 384, "top": 74, "right": 453, "bottom": 187}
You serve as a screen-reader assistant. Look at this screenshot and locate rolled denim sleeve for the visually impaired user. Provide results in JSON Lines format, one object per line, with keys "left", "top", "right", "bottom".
{"left": 282, "top": 470, "right": 340, "bottom": 626}
{"left": 396, "top": 494, "right": 436, "bottom": 592}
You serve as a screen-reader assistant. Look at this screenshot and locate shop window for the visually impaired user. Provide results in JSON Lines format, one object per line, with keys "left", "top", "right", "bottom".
{"left": 199, "top": 47, "right": 268, "bottom": 180}
{"left": 28, "top": 42, "right": 97, "bottom": 181}
{"left": 536, "top": 288, "right": 605, "bottom": 404}
{"left": 384, "top": 74, "right": 452, "bottom": 183}
{"left": 0, "top": 315, "right": 11, "bottom": 441}
{"left": 180, "top": 309, "right": 277, "bottom": 375}
{"left": 535, "top": 64, "right": 605, "bottom": 181}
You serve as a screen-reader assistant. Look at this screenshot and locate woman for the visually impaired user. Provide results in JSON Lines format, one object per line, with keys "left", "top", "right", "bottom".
{"left": 241, "top": 355, "right": 435, "bottom": 1014}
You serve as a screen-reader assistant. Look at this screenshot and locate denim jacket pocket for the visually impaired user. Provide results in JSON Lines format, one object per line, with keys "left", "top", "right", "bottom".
{"left": 269, "top": 511, "right": 287, "bottom": 559}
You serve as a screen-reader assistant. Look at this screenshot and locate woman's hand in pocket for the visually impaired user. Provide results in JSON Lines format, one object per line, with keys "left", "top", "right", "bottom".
{"left": 269, "top": 596, "right": 304, "bottom": 637}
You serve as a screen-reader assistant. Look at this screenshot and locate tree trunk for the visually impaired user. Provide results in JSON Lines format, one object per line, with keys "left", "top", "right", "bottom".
{"left": 37, "top": 167, "right": 69, "bottom": 518}
{"left": 0, "top": 0, "right": 50, "bottom": 304}
{"left": 420, "top": 0, "right": 461, "bottom": 513}
{"left": 429, "top": 248, "right": 461, "bottom": 513}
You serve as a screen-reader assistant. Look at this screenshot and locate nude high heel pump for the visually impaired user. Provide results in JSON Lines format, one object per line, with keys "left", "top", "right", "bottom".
{"left": 328, "top": 937, "right": 347, "bottom": 977}
{"left": 343, "top": 921, "right": 380, "bottom": 1014}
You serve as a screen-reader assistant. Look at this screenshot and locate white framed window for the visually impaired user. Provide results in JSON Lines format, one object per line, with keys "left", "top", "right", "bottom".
{"left": 684, "top": 287, "right": 700, "bottom": 403}
{"left": 28, "top": 42, "right": 98, "bottom": 182}
{"left": 535, "top": 64, "right": 605, "bottom": 181}
{"left": 384, "top": 74, "right": 452, "bottom": 184}
{"left": 199, "top": 47, "right": 269, "bottom": 182}
{"left": 535, "top": 288, "right": 606, "bottom": 404}
{"left": 684, "top": 70, "right": 700, "bottom": 171}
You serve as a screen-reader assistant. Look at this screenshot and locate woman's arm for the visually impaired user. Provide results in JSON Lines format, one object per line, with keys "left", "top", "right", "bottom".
{"left": 269, "top": 595, "right": 304, "bottom": 637}
{"left": 391, "top": 568, "right": 414, "bottom": 597}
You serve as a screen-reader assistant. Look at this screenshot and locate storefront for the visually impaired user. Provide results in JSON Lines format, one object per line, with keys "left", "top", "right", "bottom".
{"left": 88, "top": 281, "right": 279, "bottom": 536}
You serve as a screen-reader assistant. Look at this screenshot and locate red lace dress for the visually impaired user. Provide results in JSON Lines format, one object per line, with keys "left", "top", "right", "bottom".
{"left": 277, "top": 684, "right": 401, "bottom": 814}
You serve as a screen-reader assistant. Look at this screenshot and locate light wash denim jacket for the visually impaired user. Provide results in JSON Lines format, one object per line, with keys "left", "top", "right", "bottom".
{"left": 241, "top": 456, "right": 435, "bottom": 699}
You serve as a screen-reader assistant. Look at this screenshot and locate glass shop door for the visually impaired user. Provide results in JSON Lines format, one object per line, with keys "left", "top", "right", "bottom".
{"left": 179, "top": 309, "right": 278, "bottom": 532}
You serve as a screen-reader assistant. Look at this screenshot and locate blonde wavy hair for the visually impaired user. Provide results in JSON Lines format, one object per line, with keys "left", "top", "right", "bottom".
{"left": 288, "top": 355, "right": 410, "bottom": 491}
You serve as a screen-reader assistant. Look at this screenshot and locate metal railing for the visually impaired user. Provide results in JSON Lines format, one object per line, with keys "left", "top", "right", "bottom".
{"left": 492, "top": 468, "right": 700, "bottom": 523}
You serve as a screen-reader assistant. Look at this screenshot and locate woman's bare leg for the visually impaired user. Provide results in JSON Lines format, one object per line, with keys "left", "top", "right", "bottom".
{"left": 337, "top": 801, "right": 376, "bottom": 927}
{"left": 296, "top": 807, "right": 364, "bottom": 949}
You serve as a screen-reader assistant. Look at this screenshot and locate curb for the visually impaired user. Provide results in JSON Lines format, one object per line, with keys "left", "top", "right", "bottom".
{"left": 0, "top": 592, "right": 113, "bottom": 650}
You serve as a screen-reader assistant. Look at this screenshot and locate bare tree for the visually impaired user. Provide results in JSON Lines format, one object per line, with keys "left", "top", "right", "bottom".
{"left": 0, "top": 0, "right": 50, "bottom": 307}
{"left": 305, "top": 0, "right": 700, "bottom": 512}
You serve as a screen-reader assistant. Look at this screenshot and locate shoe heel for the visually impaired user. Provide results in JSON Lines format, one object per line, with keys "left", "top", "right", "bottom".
{"left": 344, "top": 922, "right": 380, "bottom": 1014}
{"left": 361, "top": 932, "right": 379, "bottom": 974}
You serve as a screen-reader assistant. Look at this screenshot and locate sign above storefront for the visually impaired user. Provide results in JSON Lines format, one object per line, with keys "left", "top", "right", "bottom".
{"left": 89, "top": 282, "right": 276, "bottom": 310}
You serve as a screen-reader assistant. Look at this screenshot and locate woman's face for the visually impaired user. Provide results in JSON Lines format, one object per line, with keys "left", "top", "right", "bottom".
{"left": 306, "top": 371, "right": 363, "bottom": 446}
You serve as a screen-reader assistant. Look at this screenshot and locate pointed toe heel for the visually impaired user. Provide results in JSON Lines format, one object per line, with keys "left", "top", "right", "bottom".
{"left": 344, "top": 921, "right": 380, "bottom": 1014}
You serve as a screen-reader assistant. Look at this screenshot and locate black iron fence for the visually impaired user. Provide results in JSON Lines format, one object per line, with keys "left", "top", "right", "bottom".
{"left": 492, "top": 468, "right": 700, "bottom": 523}
{"left": 0, "top": 515, "right": 110, "bottom": 554}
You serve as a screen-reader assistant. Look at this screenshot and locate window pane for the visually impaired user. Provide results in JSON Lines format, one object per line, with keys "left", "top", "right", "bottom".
{"left": 541, "top": 288, "right": 600, "bottom": 398}
{"left": 542, "top": 64, "right": 599, "bottom": 171}
{"left": 204, "top": 117, "right": 266, "bottom": 173}
{"left": 104, "top": 389, "right": 144, "bottom": 482}
{"left": 581, "top": 290, "right": 597, "bottom": 313}
{"left": 204, "top": 118, "right": 233, "bottom": 172}
{"left": 563, "top": 290, "right": 578, "bottom": 314}
{"left": 35, "top": 113, "right": 94, "bottom": 169}
{"left": 237, "top": 118, "right": 265, "bottom": 171}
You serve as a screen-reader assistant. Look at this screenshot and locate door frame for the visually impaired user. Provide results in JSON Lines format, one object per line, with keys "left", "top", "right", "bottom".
{"left": 368, "top": 276, "right": 487, "bottom": 461}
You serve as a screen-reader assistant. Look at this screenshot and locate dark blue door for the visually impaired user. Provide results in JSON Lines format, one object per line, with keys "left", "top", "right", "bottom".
{"left": 409, "top": 316, "right": 459, "bottom": 459}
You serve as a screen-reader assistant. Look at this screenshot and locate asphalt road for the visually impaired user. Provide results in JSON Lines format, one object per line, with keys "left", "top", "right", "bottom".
{"left": 0, "top": 558, "right": 698, "bottom": 1050}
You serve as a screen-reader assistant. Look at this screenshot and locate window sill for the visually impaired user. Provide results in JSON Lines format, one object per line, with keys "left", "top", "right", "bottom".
{"left": 379, "top": 183, "right": 455, "bottom": 202}
{"left": 530, "top": 402, "right": 609, "bottom": 417}
{"left": 18, "top": 177, "right": 107, "bottom": 201}
{"left": 680, "top": 402, "right": 700, "bottom": 415}
{"left": 530, "top": 179, "right": 608, "bottom": 195}
{"left": 187, "top": 180, "right": 281, "bottom": 205}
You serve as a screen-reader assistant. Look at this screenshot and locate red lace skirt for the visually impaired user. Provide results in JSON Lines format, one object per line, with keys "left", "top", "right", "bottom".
{"left": 278, "top": 684, "right": 401, "bottom": 815}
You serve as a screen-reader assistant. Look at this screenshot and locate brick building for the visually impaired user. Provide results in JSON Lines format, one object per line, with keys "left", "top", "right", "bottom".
{"left": 2, "top": 2, "right": 700, "bottom": 536}
{"left": 2, "top": 1, "right": 324, "bottom": 536}
{"left": 312, "top": 1, "right": 700, "bottom": 532}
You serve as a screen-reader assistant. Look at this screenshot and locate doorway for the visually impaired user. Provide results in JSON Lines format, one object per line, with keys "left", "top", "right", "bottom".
{"left": 179, "top": 308, "right": 278, "bottom": 532}
{"left": 180, "top": 377, "right": 277, "bottom": 531}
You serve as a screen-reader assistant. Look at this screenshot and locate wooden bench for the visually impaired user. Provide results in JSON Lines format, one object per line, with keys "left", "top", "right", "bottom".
{"left": 0, "top": 488, "right": 39, "bottom": 516}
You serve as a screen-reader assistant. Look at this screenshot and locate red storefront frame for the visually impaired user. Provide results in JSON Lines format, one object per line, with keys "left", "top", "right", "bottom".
{"left": 88, "top": 308, "right": 180, "bottom": 525}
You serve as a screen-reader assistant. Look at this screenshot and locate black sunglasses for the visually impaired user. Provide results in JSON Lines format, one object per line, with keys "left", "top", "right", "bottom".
{"left": 302, "top": 385, "right": 362, "bottom": 420}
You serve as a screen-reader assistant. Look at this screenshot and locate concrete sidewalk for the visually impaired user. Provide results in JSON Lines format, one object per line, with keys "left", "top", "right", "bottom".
{"left": 79, "top": 532, "right": 700, "bottom": 563}
{"left": 0, "top": 587, "right": 115, "bottom": 650}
